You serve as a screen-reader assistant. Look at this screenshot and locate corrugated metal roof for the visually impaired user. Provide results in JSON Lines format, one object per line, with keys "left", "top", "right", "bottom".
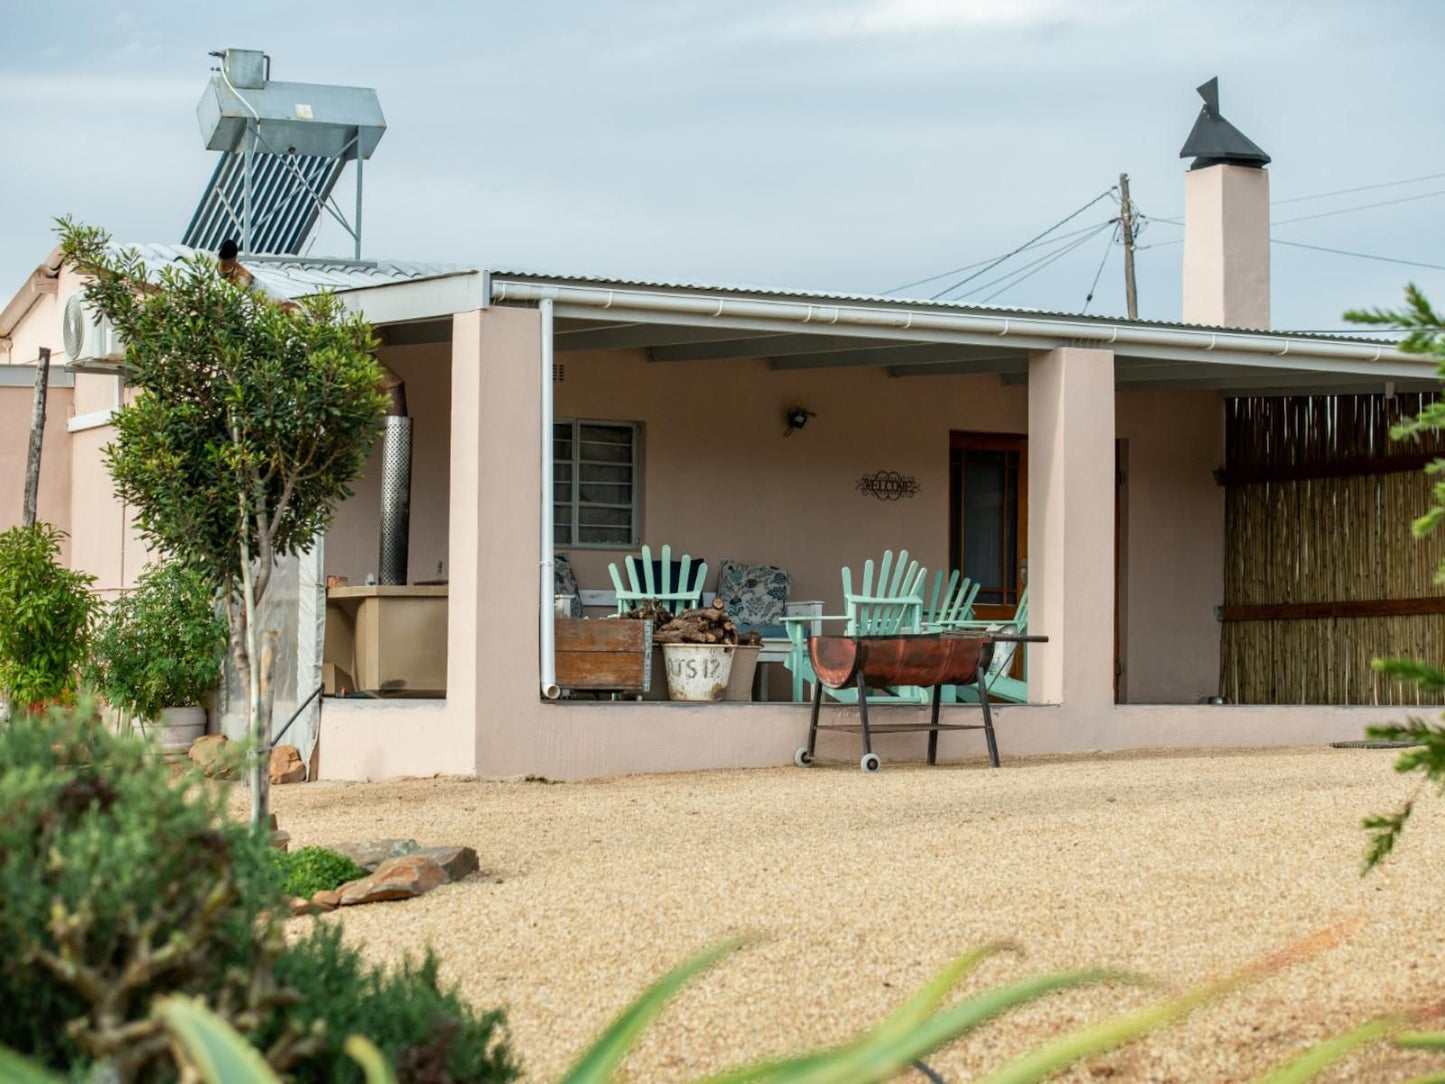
{"left": 486, "top": 267, "right": 1405, "bottom": 346}
{"left": 121, "top": 243, "right": 469, "bottom": 300}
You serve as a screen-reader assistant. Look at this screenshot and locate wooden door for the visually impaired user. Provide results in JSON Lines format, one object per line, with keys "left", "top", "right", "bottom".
{"left": 948, "top": 432, "right": 1027, "bottom": 623}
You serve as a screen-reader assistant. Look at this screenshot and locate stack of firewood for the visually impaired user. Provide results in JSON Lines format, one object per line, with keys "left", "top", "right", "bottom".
{"left": 622, "top": 598, "right": 763, "bottom": 646}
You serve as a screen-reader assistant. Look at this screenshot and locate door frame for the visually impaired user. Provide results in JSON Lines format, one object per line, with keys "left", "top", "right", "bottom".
{"left": 947, "top": 430, "right": 1028, "bottom": 623}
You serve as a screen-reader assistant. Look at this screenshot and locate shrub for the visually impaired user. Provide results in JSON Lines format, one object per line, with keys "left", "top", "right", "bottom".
{"left": 265, "top": 926, "right": 519, "bottom": 1084}
{"left": 0, "top": 702, "right": 282, "bottom": 1078}
{"left": 271, "top": 846, "right": 368, "bottom": 899}
{"left": 0, "top": 522, "right": 98, "bottom": 710}
{"left": 0, "top": 705, "right": 518, "bottom": 1084}
{"left": 86, "top": 558, "right": 228, "bottom": 722}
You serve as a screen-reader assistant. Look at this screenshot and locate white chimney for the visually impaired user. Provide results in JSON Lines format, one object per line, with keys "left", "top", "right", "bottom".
{"left": 1180, "top": 78, "right": 1271, "bottom": 330}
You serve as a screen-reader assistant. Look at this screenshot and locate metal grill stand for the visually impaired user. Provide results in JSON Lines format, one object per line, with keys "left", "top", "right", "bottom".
{"left": 796, "top": 632, "right": 1047, "bottom": 773}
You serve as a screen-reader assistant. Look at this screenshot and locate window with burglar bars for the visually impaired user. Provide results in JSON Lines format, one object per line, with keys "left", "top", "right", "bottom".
{"left": 553, "top": 420, "right": 640, "bottom": 547}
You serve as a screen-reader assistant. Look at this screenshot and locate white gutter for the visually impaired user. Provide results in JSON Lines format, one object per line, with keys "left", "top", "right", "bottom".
{"left": 491, "top": 280, "right": 1423, "bottom": 377}
{"left": 539, "top": 298, "right": 561, "bottom": 700}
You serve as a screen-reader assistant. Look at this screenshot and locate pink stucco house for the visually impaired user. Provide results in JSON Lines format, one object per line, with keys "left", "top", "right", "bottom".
{"left": 2, "top": 142, "right": 1439, "bottom": 780}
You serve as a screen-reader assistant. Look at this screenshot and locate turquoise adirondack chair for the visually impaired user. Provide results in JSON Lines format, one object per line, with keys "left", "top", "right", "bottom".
{"left": 783, "top": 550, "right": 930, "bottom": 703}
{"left": 922, "top": 570, "right": 981, "bottom": 631}
{"left": 607, "top": 544, "right": 707, "bottom": 616}
{"left": 951, "top": 587, "right": 1031, "bottom": 704}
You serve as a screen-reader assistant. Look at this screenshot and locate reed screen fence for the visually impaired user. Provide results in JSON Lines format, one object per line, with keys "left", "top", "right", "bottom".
{"left": 1220, "top": 393, "right": 1445, "bottom": 705}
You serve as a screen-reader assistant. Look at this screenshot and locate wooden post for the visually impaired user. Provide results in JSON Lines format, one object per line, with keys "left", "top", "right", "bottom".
{"left": 251, "top": 629, "right": 278, "bottom": 830}
{"left": 22, "top": 347, "right": 50, "bottom": 528}
{"left": 1118, "top": 173, "right": 1139, "bottom": 320}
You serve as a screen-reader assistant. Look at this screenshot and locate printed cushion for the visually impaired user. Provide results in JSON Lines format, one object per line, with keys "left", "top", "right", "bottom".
{"left": 716, "top": 558, "right": 790, "bottom": 637}
{"left": 553, "top": 553, "right": 583, "bottom": 617}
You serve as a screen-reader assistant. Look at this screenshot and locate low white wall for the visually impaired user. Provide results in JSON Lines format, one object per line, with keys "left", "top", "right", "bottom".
{"left": 314, "top": 697, "right": 1422, "bottom": 781}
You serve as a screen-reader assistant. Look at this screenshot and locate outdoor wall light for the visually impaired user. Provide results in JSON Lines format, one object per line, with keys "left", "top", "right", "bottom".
{"left": 783, "top": 406, "right": 815, "bottom": 437}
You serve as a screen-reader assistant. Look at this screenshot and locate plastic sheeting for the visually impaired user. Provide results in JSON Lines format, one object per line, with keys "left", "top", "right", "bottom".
{"left": 217, "top": 540, "right": 324, "bottom": 771}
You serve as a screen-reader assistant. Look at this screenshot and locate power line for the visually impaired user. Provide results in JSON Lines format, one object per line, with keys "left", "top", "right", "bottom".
{"left": 1274, "top": 170, "right": 1445, "bottom": 205}
{"left": 1275, "top": 187, "right": 1445, "bottom": 225}
{"left": 948, "top": 223, "right": 1112, "bottom": 302}
{"left": 979, "top": 224, "right": 1115, "bottom": 304}
{"left": 1083, "top": 223, "right": 1121, "bottom": 313}
{"left": 942, "top": 222, "right": 1116, "bottom": 301}
{"left": 928, "top": 189, "right": 1117, "bottom": 300}
{"left": 1133, "top": 233, "right": 1445, "bottom": 270}
{"left": 882, "top": 220, "right": 1115, "bottom": 294}
{"left": 1271, "top": 238, "right": 1445, "bottom": 273}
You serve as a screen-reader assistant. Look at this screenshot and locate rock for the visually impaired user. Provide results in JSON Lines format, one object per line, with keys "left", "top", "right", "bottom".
{"left": 337, "top": 855, "right": 447, "bottom": 906}
{"left": 188, "top": 734, "right": 233, "bottom": 778}
{"left": 269, "top": 744, "right": 306, "bottom": 784}
{"left": 287, "top": 896, "right": 314, "bottom": 917}
{"left": 416, "top": 845, "right": 479, "bottom": 882}
{"left": 331, "top": 838, "right": 420, "bottom": 871}
{"left": 311, "top": 888, "right": 343, "bottom": 910}
{"left": 271, "top": 830, "right": 291, "bottom": 852}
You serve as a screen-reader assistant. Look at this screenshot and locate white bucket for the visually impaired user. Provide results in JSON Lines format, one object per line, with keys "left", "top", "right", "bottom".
{"left": 661, "top": 643, "right": 735, "bottom": 702}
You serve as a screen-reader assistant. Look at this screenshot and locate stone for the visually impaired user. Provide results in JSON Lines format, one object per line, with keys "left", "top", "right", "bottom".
{"left": 416, "top": 845, "right": 479, "bottom": 882}
{"left": 337, "top": 855, "right": 447, "bottom": 906}
{"left": 286, "top": 896, "right": 314, "bottom": 917}
{"left": 188, "top": 734, "right": 233, "bottom": 777}
{"left": 331, "top": 838, "right": 420, "bottom": 871}
{"left": 311, "top": 888, "right": 343, "bottom": 910}
{"left": 270, "top": 830, "right": 291, "bottom": 852}
{"left": 269, "top": 744, "right": 306, "bottom": 784}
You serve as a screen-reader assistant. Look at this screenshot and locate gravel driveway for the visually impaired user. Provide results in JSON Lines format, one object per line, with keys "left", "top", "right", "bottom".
{"left": 255, "top": 747, "right": 1445, "bottom": 1082}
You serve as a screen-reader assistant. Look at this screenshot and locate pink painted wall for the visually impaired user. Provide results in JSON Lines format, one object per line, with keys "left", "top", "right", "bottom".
{"left": 322, "top": 342, "right": 452, "bottom": 585}
{"left": 555, "top": 349, "right": 1028, "bottom": 610}
{"left": 0, "top": 384, "right": 73, "bottom": 553}
{"left": 1027, "top": 348, "right": 1116, "bottom": 708}
{"left": 1116, "top": 390, "right": 1226, "bottom": 703}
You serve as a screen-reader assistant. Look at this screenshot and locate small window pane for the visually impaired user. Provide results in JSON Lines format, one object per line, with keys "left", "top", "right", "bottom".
{"left": 556, "top": 420, "right": 638, "bottom": 546}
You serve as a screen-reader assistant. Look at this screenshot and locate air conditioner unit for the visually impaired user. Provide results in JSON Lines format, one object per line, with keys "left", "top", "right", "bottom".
{"left": 61, "top": 292, "right": 126, "bottom": 372}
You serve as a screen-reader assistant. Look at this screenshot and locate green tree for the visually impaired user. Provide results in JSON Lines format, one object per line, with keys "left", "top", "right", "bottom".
{"left": 57, "top": 220, "right": 388, "bottom": 826}
{"left": 1346, "top": 284, "right": 1445, "bottom": 869}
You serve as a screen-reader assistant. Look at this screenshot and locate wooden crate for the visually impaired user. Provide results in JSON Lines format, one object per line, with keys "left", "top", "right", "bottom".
{"left": 555, "top": 619, "right": 653, "bottom": 693}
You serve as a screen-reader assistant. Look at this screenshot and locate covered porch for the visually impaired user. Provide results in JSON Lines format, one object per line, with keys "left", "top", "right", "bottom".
{"left": 315, "top": 273, "right": 1441, "bottom": 780}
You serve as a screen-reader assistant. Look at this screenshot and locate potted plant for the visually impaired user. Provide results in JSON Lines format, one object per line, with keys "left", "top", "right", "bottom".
{"left": 86, "top": 559, "right": 228, "bottom": 752}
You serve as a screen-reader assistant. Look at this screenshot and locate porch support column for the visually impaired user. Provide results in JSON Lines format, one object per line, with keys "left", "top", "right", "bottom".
{"left": 451, "top": 306, "right": 543, "bottom": 777}
{"left": 1026, "top": 346, "right": 1115, "bottom": 707}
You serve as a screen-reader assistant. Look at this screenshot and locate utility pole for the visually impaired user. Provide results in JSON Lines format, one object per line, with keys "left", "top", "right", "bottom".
{"left": 22, "top": 348, "right": 50, "bottom": 528}
{"left": 1118, "top": 173, "right": 1139, "bottom": 320}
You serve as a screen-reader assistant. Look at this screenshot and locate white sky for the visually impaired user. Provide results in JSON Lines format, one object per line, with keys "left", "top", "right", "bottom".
{"left": 3, "top": 0, "right": 1443, "bottom": 329}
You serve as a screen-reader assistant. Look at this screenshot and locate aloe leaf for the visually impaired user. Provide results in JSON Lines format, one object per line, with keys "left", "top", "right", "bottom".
{"left": 1252, "top": 1017, "right": 1401, "bottom": 1083}
{"left": 1396, "top": 1075, "right": 1445, "bottom": 1084}
{"left": 699, "top": 945, "right": 1020, "bottom": 1084}
{"left": 344, "top": 1036, "right": 398, "bottom": 1084}
{"left": 559, "top": 940, "right": 741, "bottom": 1084}
{"left": 769, "top": 969, "right": 1136, "bottom": 1084}
{"left": 153, "top": 995, "right": 280, "bottom": 1084}
{"left": 0, "top": 1046, "right": 65, "bottom": 1084}
{"left": 1398, "top": 1032, "right": 1445, "bottom": 1050}
{"left": 975, "top": 925, "right": 1349, "bottom": 1084}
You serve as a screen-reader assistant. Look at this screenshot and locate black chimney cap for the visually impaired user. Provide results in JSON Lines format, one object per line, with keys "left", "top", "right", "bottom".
{"left": 1180, "top": 77, "right": 1270, "bottom": 170}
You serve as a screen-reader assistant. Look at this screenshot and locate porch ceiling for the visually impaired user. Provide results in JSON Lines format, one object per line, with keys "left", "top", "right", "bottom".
{"left": 550, "top": 315, "right": 1425, "bottom": 395}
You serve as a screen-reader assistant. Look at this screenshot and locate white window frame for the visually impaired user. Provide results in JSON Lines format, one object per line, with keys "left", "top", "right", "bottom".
{"left": 553, "top": 418, "right": 641, "bottom": 549}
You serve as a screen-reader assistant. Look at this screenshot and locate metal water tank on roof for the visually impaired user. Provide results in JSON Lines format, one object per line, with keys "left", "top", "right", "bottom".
{"left": 196, "top": 49, "right": 386, "bottom": 161}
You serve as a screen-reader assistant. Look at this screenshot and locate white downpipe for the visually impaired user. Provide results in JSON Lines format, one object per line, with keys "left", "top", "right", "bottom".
{"left": 491, "top": 281, "right": 1416, "bottom": 373}
{"left": 539, "top": 298, "right": 561, "bottom": 700}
